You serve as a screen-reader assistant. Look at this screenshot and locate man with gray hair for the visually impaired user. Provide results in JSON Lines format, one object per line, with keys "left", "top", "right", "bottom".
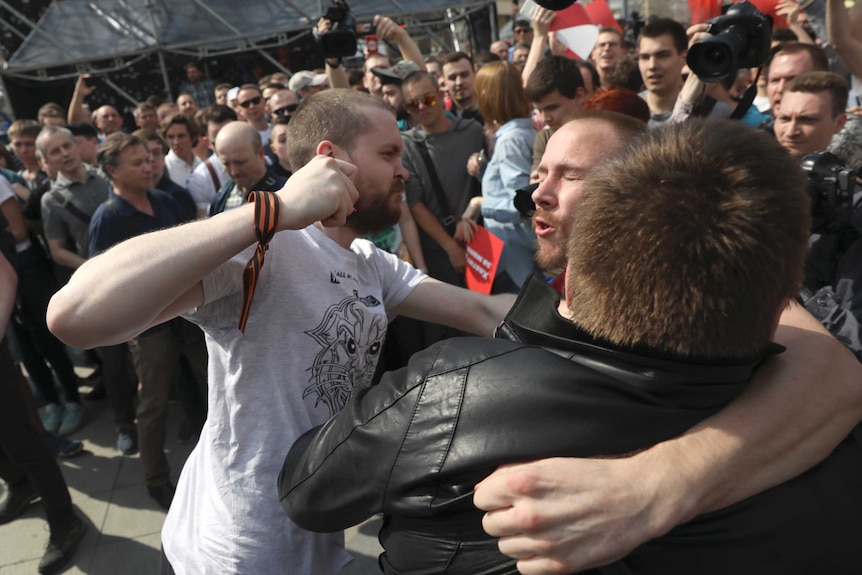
{"left": 209, "top": 121, "right": 286, "bottom": 215}
{"left": 89, "top": 132, "right": 205, "bottom": 509}
{"left": 37, "top": 126, "right": 141, "bottom": 455}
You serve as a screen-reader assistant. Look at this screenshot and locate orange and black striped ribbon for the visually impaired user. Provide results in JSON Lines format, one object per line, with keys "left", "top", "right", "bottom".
{"left": 238, "top": 191, "right": 280, "bottom": 333}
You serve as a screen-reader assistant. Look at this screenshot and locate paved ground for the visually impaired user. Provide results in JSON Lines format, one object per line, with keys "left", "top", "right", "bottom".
{"left": 0, "top": 377, "right": 383, "bottom": 574}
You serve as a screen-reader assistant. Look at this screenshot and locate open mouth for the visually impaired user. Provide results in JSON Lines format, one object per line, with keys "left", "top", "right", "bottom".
{"left": 533, "top": 217, "right": 555, "bottom": 237}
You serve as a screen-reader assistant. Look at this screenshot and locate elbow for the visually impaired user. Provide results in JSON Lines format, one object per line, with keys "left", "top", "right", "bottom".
{"left": 46, "top": 290, "right": 94, "bottom": 349}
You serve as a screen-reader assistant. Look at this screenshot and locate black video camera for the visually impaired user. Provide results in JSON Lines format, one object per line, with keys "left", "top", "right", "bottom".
{"left": 802, "top": 151, "right": 856, "bottom": 233}
{"left": 514, "top": 183, "right": 539, "bottom": 219}
{"left": 687, "top": 1, "right": 772, "bottom": 84}
{"left": 319, "top": 0, "right": 358, "bottom": 59}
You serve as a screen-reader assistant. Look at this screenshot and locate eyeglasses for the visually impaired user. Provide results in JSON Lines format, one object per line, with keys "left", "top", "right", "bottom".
{"left": 272, "top": 103, "right": 299, "bottom": 117}
{"left": 405, "top": 92, "right": 437, "bottom": 114}
{"left": 238, "top": 96, "right": 262, "bottom": 108}
{"left": 514, "top": 28, "right": 530, "bottom": 35}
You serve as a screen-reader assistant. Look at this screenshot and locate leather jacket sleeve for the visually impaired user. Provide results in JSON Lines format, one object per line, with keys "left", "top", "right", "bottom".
{"left": 278, "top": 364, "right": 424, "bottom": 533}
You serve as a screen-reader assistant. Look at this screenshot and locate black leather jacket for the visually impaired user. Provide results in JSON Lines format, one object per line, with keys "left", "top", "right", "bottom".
{"left": 279, "top": 276, "right": 862, "bottom": 575}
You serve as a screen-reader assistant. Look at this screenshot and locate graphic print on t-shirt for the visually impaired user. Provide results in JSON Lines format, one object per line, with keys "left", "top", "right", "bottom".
{"left": 303, "top": 291, "right": 387, "bottom": 416}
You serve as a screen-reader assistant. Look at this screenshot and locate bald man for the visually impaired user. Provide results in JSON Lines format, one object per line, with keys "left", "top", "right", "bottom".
{"left": 93, "top": 105, "right": 123, "bottom": 137}
{"left": 209, "top": 121, "right": 287, "bottom": 216}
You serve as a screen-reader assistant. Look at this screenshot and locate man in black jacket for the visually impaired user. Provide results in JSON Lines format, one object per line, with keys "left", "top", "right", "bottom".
{"left": 280, "top": 119, "right": 862, "bottom": 574}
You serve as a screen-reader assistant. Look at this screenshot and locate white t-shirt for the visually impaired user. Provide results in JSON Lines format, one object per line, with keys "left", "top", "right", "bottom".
{"left": 163, "top": 224, "right": 425, "bottom": 575}
{"left": 165, "top": 150, "right": 203, "bottom": 189}
{"left": 186, "top": 156, "right": 229, "bottom": 213}
{"left": 0, "top": 176, "right": 14, "bottom": 205}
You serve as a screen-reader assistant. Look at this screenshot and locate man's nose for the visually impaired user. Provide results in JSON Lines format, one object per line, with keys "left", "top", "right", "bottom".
{"left": 532, "top": 179, "right": 556, "bottom": 209}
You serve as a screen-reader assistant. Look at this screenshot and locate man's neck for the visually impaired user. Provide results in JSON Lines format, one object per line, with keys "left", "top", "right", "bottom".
{"left": 598, "top": 68, "right": 612, "bottom": 88}
{"left": 647, "top": 84, "right": 682, "bottom": 115}
{"left": 315, "top": 221, "right": 358, "bottom": 250}
{"left": 174, "top": 149, "right": 195, "bottom": 166}
{"left": 238, "top": 169, "right": 268, "bottom": 195}
{"left": 421, "top": 115, "right": 453, "bottom": 135}
{"left": 455, "top": 96, "right": 476, "bottom": 111}
{"left": 21, "top": 163, "right": 40, "bottom": 181}
{"left": 247, "top": 116, "right": 268, "bottom": 131}
{"left": 115, "top": 186, "right": 153, "bottom": 215}
{"left": 61, "top": 164, "right": 88, "bottom": 184}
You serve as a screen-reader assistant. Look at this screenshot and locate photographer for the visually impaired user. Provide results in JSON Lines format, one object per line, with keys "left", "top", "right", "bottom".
{"left": 317, "top": 5, "right": 425, "bottom": 98}
{"left": 673, "top": 3, "right": 772, "bottom": 124}
{"left": 774, "top": 71, "right": 862, "bottom": 361}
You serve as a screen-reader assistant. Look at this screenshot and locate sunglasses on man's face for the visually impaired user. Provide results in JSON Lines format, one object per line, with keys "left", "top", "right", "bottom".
{"left": 514, "top": 28, "right": 530, "bottom": 34}
{"left": 272, "top": 103, "right": 299, "bottom": 117}
{"left": 239, "top": 96, "right": 262, "bottom": 108}
{"left": 405, "top": 92, "right": 437, "bottom": 114}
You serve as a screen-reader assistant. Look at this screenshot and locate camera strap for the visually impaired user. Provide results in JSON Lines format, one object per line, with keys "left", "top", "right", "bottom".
{"left": 730, "top": 67, "right": 762, "bottom": 121}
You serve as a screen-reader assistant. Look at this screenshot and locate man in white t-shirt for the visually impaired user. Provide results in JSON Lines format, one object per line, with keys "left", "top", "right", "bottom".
{"left": 47, "top": 89, "right": 513, "bottom": 575}
{"left": 161, "top": 113, "right": 202, "bottom": 189}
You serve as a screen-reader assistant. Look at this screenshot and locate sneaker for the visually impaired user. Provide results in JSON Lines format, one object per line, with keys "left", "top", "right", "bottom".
{"left": 116, "top": 425, "right": 138, "bottom": 456}
{"left": 40, "top": 404, "right": 63, "bottom": 434}
{"left": 83, "top": 384, "right": 106, "bottom": 401}
{"left": 44, "top": 433, "right": 85, "bottom": 459}
{"left": 0, "top": 480, "right": 39, "bottom": 525}
{"left": 58, "top": 403, "right": 83, "bottom": 436}
{"left": 147, "top": 482, "right": 175, "bottom": 510}
{"left": 38, "top": 514, "right": 87, "bottom": 574}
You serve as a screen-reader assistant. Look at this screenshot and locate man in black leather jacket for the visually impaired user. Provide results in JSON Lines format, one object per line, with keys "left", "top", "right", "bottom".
{"left": 279, "top": 120, "right": 862, "bottom": 574}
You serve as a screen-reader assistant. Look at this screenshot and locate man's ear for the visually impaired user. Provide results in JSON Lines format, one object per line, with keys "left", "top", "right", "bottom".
{"left": 316, "top": 140, "right": 340, "bottom": 159}
{"left": 835, "top": 112, "right": 848, "bottom": 135}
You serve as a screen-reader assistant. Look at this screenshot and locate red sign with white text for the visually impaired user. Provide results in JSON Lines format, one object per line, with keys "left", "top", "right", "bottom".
{"left": 465, "top": 225, "right": 504, "bottom": 294}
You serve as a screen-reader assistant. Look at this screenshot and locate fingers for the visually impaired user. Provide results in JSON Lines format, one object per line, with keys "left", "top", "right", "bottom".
{"left": 474, "top": 463, "right": 523, "bottom": 511}
{"left": 374, "top": 14, "right": 398, "bottom": 39}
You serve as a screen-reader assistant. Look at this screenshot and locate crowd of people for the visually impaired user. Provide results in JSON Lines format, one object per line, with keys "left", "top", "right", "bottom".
{"left": 1, "top": 0, "right": 862, "bottom": 573}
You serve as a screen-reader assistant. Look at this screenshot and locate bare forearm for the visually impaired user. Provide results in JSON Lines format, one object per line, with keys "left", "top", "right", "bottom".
{"left": 395, "top": 31, "right": 426, "bottom": 71}
{"left": 48, "top": 245, "right": 86, "bottom": 270}
{"left": 790, "top": 22, "right": 814, "bottom": 43}
{"left": 68, "top": 88, "right": 85, "bottom": 124}
{"left": 411, "top": 202, "right": 458, "bottom": 252}
{"left": 398, "top": 206, "right": 427, "bottom": 271}
{"left": 850, "top": 0, "right": 862, "bottom": 41}
{"left": 0, "top": 257, "right": 16, "bottom": 334}
{"left": 326, "top": 62, "right": 349, "bottom": 89}
{"left": 522, "top": 33, "right": 548, "bottom": 86}
{"left": 637, "top": 302, "right": 862, "bottom": 531}
{"left": 828, "top": 0, "right": 862, "bottom": 76}
{"left": 48, "top": 204, "right": 258, "bottom": 348}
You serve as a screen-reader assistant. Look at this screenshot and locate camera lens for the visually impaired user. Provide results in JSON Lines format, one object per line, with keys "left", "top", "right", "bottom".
{"left": 687, "top": 38, "right": 736, "bottom": 83}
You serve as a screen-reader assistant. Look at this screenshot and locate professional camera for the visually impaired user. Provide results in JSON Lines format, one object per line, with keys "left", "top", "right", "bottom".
{"left": 802, "top": 151, "right": 856, "bottom": 233}
{"left": 687, "top": 1, "right": 772, "bottom": 84}
{"left": 319, "top": 0, "right": 358, "bottom": 59}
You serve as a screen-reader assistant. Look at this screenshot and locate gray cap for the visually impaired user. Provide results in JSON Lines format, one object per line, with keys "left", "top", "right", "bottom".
{"left": 288, "top": 70, "right": 328, "bottom": 93}
{"left": 371, "top": 61, "right": 423, "bottom": 85}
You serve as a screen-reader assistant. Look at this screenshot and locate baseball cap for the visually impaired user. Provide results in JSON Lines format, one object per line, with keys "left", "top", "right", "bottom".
{"left": 288, "top": 71, "right": 328, "bottom": 93}
{"left": 371, "top": 61, "right": 422, "bottom": 85}
{"left": 226, "top": 86, "right": 240, "bottom": 103}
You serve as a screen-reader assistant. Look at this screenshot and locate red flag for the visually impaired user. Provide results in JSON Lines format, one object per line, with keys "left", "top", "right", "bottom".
{"left": 585, "top": 0, "right": 623, "bottom": 32}
{"left": 549, "top": 3, "right": 598, "bottom": 61}
{"left": 688, "top": 0, "right": 723, "bottom": 23}
{"left": 742, "top": 0, "right": 789, "bottom": 28}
